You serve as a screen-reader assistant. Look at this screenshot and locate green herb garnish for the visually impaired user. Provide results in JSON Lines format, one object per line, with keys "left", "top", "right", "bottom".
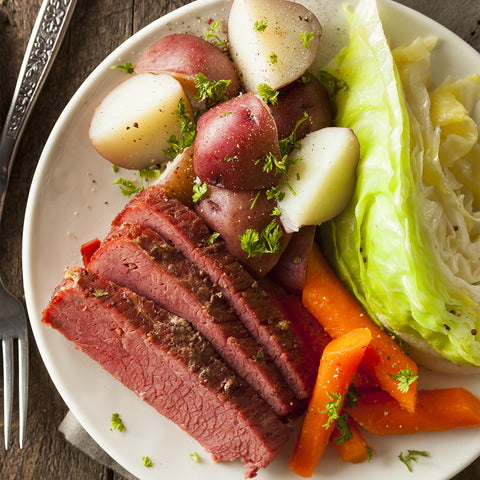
{"left": 253, "top": 20, "right": 268, "bottom": 31}
{"left": 333, "top": 413, "right": 353, "bottom": 445}
{"left": 388, "top": 365, "right": 418, "bottom": 393}
{"left": 142, "top": 456, "right": 153, "bottom": 468}
{"left": 205, "top": 21, "right": 228, "bottom": 51}
{"left": 192, "top": 181, "right": 208, "bottom": 203}
{"left": 194, "top": 73, "right": 231, "bottom": 108}
{"left": 321, "top": 392, "right": 343, "bottom": 429}
{"left": 209, "top": 232, "right": 221, "bottom": 244}
{"left": 110, "top": 412, "right": 126, "bottom": 432}
{"left": 398, "top": 449, "right": 429, "bottom": 472}
{"left": 269, "top": 51, "right": 278, "bottom": 64}
{"left": 112, "top": 178, "right": 142, "bottom": 197}
{"left": 190, "top": 452, "right": 200, "bottom": 463}
{"left": 239, "top": 218, "right": 285, "bottom": 258}
{"left": 300, "top": 31, "right": 315, "bottom": 49}
{"left": 257, "top": 83, "right": 279, "bottom": 105}
{"left": 110, "top": 62, "right": 134, "bottom": 74}
{"left": 164, "top": 98, "right": 196, "bottom": 158}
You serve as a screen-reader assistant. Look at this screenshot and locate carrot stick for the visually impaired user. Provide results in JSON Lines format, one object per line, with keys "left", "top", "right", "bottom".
{"left": 346, "top": 388, "right": 480, "bottom": 435}
{"left": 331, "top": 414, "right": 373, "bottom": 464}
{"left": 289, "top": 327, "right": 372, "bottom": 478}
{"left": 302, "top": 243, "right": 418, "bottom": 413}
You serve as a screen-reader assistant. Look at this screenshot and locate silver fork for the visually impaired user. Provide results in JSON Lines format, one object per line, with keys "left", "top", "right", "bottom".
{"left": 0, "top": 0, "right": 77, "bottom": 449}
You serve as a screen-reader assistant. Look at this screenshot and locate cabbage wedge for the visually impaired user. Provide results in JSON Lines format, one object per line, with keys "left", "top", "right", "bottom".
{"left": 321, "top": 0, "right": 480, "bottom": 368}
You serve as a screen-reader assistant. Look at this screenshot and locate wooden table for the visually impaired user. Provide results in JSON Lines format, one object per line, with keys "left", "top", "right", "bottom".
{"left": 0, "top": 0, "right": 478, "bottom": 478}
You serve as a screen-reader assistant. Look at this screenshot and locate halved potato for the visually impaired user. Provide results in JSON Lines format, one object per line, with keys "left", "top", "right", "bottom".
{"left": 228, "top": 0, "right": 322, "bottom": 92}
{"left": 278, "top": 127, "right": 360, "bottom": 233}
{"left": 89, "top": 73, "right": 193, "bottom": 170}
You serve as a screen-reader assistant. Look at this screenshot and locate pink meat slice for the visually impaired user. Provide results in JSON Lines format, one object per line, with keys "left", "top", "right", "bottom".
{"left": 87, "top": 222, "right": 297, "bottom": 415}
{"left": 42, "top": 267, "right": 289, "bottom": 478}
{"left": 112, "top": 185, "right": 317, "bottom": 399}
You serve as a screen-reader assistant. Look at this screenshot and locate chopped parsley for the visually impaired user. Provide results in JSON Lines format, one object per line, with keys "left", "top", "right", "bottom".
{"left": 190, "top": 452, "right": 200, "bottom": 463}
{"left": 344, "top": 384, "right": 360, "bottom": 409}
{"left": 300, "top": 31, "right": 315, "bottom": 49}
{"left": 164, "top": 98, "right": 196, "bottom": 159}
{"left": 209, "top": 232, "right": 221, "bottom": 244}
{"left": 205, "top": 20, "right": 228, "bottom": 51}
{"left": 110, "top": 62, "right": 134, "bottom": 74}
{"left": 112, "top": 164, "right": 120, "bottom": 173}
{"left": 279, "top": 112, "right": 310, "bottom": 156}
{"left": 253, "top": 19, "right": 268, "bottom": 31}
{"left": 398, "top": 449, "right": 429, "bottom": 472}
{"left": 257, "top": 83, "right": 279, "bottom": 105}
{"left": 112, "top": 178, "right": 142, "bottom": 197}
{"left": 194, "top": 73, "right": 231, "bottom": 108}
{"left": 192, "top": 181, "right": 208, "bottom": 203}
{"left": 333, "top": 413, "right": 353, "bottom": 445}
{"left": 321, "top": 392, "right": 343, "bottom": 429}
{"left": 388, "top": 365, "right": 418, "bottom": 393}
{"left": 269, "top": 51, "right": 278, "bottom": 64}
{"left": 239, "top": 218, "right": 285, "bottom": 258}
{"left": 110, "top": 412, "right": 126, "bottom": 432}
{"left": 142, "top": 456, "right": 153, "bottom": 468}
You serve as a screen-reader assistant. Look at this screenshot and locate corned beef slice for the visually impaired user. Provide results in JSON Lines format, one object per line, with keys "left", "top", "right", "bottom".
{"left": 113, "top": 185, "right": 316, "bottom": 399}
{"left": 42, "top": 268, "right": 289, "bottom": 478}
{"left": 87, "top": 222, "right": 296, "bottom": 416}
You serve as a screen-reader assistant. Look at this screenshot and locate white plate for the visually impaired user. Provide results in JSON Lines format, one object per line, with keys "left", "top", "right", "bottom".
{"left": 23, "top": 0, "right": 480, "bottom": 479}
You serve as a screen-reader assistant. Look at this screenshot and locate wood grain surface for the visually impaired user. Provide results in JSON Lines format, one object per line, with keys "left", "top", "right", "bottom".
{"left": 0, "top": 0, "right": 478, "bottom": 479}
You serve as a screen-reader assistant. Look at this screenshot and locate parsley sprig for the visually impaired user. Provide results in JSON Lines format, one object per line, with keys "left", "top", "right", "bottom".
{"left": 388, "top": 365, "right": 418, "bottom": 393}
{"left": 110, "top": 62, "right": 134, "bottom": 74}
{"left": 322, "top": 392, "right": 343, "bottom": 429}
{"left": 205, "top": 20, "right": 228, "bottom": 51}
{"left": 194, "top": 73, "right": 230, "bottom": 108}
{"left": 239, "top": 217, "right": 285, "bottom": 258}
{"left": 257, "top": 83, "right": 279, "bottom": 105}
{"left": 333, "top": 413, "right": 353, "bottom": 445}
{"left": 398, "top": 449, "right": 429, "bottom": 472}
{"left": 164, "top": 98, "right": 196, "bottom": 159}
{"left": 110, "top": 412, "right": 126, "bottom": 432}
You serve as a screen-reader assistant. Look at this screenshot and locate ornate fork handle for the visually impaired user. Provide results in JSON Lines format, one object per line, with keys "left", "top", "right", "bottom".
{"left": 0, "top": 0, "right": 78, "bottom": 220}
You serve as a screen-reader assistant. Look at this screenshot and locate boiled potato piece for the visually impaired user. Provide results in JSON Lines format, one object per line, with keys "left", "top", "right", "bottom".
{"left": 228, "top": 0, "right": 321, "bottom": 92}
{"left": 278, "top": 127, "right": 360, "bottom": 233}
{"left": 153, "top": 146, "right": 195, "bottom": 207}
{"left": 89, "top": 73, "right": 193, "bottom": 170}
{"left": 135, "top": 33, "right": 240, "bottom": 110}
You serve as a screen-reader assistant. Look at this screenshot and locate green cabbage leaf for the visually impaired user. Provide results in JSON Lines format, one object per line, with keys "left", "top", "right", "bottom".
{"left": 321, "top": 0, "right": 480, "bottom": 366}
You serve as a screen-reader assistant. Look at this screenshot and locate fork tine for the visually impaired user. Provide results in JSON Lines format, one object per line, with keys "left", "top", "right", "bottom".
{"left": 18, "top": 335, "right": 28, "bottom": 449}
{"left": 2, "top": 338, "right": 13, "bottom": 450}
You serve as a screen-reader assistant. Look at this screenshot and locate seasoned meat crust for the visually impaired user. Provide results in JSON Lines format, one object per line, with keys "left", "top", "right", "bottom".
{"left": 87, "top": 222, "right": 297, "bottom": 415}
{"left": 42, "top": 267, "right": 289, "bottom": 478}
{"left": 113, "top": 184, "right": 317, "bottom": 399}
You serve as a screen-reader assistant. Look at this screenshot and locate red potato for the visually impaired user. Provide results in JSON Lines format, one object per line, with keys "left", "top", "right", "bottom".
{"left": 135, "top": 33, "right": 240, "bottom": 109}
{"left": 153, "top": 146, "right": 195, "bottom": 207}
{"left": 268, "top": 225, "right": 315, "bottom": 294}
{"left": 193, "top": 93, "right": 282, "bottom": 190}
{"left": 194, "top": 185, "right": 291, "bottom": 278}
{"left": 269, "top": 78, "right": 333, "bottom": 140}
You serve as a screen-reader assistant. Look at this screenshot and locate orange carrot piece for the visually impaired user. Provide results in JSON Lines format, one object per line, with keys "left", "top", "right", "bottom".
{"left": 346, "top": 388, "right": 480, "bottom": 435}
{"left": 302, "top": 243, "right": 418, "bottom": 413}
{"left": 331, "top": 414, "right": 373, "bottom": 464}
{"left": 289, "top": 327, "right": 372, "bottom": 478}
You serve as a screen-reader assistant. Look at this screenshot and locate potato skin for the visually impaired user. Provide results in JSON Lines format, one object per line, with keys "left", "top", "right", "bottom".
{"left": 135, "top": 33, "right": 240, "bottom": 105}
{"left": 194, "top": 185, "right": 290, "bottom": 278}
{"left": 268, "top": 225, "right": 315, "bottom": 295}
{"left": 193, "top": 93, "right": 281, "bottom": 190}
{"left": 269, "top": 77, "right": 333, "bottom": 140}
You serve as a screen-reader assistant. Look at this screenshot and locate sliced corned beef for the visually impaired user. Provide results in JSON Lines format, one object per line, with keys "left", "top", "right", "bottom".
{"left": 42, "top": 268, "right": 289, "bottom": 478}
{"left": 112, "top": 185, "right": 316, "bottom": 399}
{"left": 87, "top": 222, "right": 296, "bottom": 415}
